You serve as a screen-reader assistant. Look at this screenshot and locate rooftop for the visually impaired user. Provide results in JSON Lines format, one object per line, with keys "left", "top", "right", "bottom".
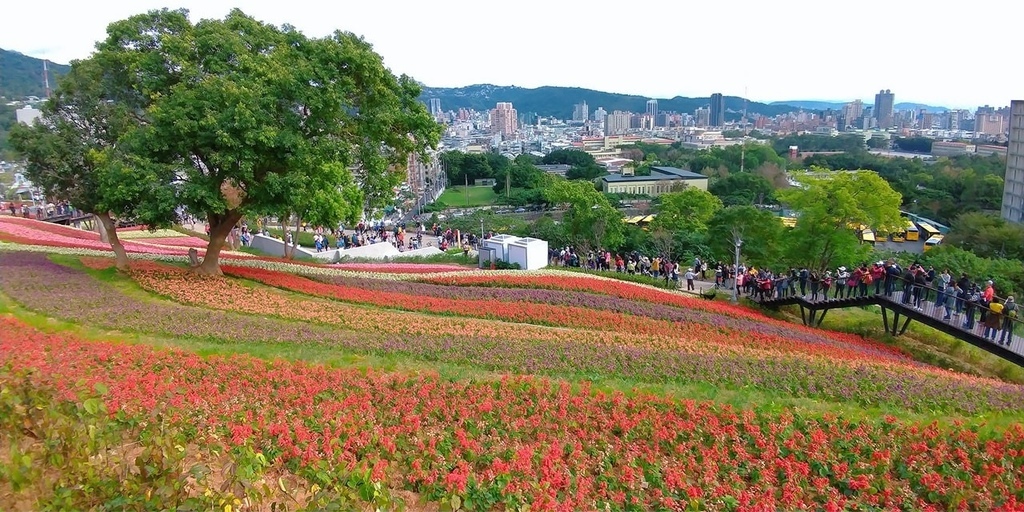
{"left": 601, "top": 166, "right": 708, "bottom": 183}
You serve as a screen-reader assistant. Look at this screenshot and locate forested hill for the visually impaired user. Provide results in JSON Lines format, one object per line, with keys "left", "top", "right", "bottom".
{"left": 0, "top": 49, "right": 70, "bottom": 100}
{"left": 419, "top": 84, "right": 798, "bottom": 120}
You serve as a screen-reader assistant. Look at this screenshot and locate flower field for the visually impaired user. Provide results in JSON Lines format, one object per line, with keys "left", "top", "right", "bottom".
{"left": 3, "top": 317, "right": 1024, "bottom": 511}
{"left": 1, "top": 219, "right": 1024, "bottom": 509}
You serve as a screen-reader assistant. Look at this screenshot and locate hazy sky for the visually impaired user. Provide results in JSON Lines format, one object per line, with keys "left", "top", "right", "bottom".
{"left": 3, "top": 0, "right": 1019, "bottom": 109}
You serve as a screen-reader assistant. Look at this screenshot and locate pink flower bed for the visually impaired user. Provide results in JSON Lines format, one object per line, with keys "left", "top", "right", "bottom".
{"left": 133, "top": 236, "right": 209, "bottom": 248}
{"left": 331, "top": 262, "right": 473, "bottom": 273}
{"left": 0, "top": 216, "right": 100, "bottom": 241}
{"left": 0, "top": 218, "right": 189, "bottom": 255}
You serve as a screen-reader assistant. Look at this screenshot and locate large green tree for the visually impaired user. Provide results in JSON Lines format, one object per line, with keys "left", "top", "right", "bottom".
{"left": 780, "top": 168, "right": 903, "bottom": 270}
{"left": 944, "top": 212, "right": 1024, "bottom": 261}
{"left": 706, "top": 206, "right": 785, "bottom": 268}
{"left": 543, "top": 179, "right": 623, "bottom": 251}
{"left": 649, "top": 188, "right": 723, "bottom": 235}
{"left": 95, "top": 8, "right": 440, "bottom": 274}
{"left": 708, "top": 173, "right": 776, "bottom": 206}
{"left": 8, "top": 58, "right": 176, "bottom": 270}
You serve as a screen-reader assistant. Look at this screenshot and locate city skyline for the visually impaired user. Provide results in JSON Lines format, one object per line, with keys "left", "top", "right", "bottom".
{"left": 3, "top": 0, "right": 1020, "bottom": 109}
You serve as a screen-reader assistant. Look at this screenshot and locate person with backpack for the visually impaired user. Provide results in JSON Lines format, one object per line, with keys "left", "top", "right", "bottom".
{"left": 1000, "top": 297, "right": 1018, "bottom": 346}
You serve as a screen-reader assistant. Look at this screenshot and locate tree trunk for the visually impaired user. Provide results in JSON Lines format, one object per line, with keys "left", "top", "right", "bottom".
{"left": 95, "top": 212, "right": 130, "bottom": 270}
{"left": 194, "top": 211, "right": 242, "bottom": 276}
{"left": 288, "top": 216, "right": 302, "bottom": 260}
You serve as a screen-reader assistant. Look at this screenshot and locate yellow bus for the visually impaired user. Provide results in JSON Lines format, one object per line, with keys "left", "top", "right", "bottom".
{"left": 904, "top": 221, "right": 920, "bottom": 241}
{"left": 861, "top": 229, "right": 876, "bottom": 245}
{"left": 923, "top": 234, "right": 944, "bottom": 251}
{"left": 918, "top": 222, "right": 940, "bottom": 239}
{"left": 781, "top": 217, "right": 797, "bottom": 228}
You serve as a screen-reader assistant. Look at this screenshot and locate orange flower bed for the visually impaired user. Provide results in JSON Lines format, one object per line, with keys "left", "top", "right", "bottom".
{"left": 422, "top": 273, "right": 903, "bottom": 357}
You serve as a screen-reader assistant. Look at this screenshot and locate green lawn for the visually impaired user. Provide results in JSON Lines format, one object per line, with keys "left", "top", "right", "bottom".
{"left": 437, "top": 186, "right": 498, "bottom": 207}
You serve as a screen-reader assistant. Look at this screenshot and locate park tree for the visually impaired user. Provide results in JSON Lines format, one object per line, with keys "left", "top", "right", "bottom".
{"left": 8, "top": 58, "right": 177, "bottom": 270}
{"left": 708, "top": 172, "right": 776, "bottom": 206}
{"left": 944, "top": 212, "right": 1024, "bottom": 261}
{"left": 94, "top": 8, "right": 440, "bottom": 274}
{"left": 649, "top": 188, "right": 723, "bottom": 235}
{"left": 779, "top": 168, "right": 903, "bottom": 271}
{"left": 543, "top": 178, "right": 623, "bottom": 251}
{"left": 706, "top": 206, "right": 784, "bottom": 269}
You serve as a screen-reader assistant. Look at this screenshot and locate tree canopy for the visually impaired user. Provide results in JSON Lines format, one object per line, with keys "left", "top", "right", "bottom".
{"left": 650, "top": 188, "right": 723, "bottom": 235}
{"left": 91, "top": 8, "right": 440, "bottom": 273}
{"left": 706, "top": 206, "right": 785, "bottom": 269}
{"left": 8, "top": 57, "right": 177, "bottom": 269}
{"left": 542, "top": 178, "right": 622, "bottom": 251}
{"left": 780, "top": 169, "right": 903, "bottom": 270}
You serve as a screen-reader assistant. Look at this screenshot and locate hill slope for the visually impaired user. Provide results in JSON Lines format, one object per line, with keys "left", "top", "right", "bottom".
{"left": 420, "top": 84, "right": 797, "bottom": 120}
{"left": 0, "top": 48, "right": 70, "bottom": 100}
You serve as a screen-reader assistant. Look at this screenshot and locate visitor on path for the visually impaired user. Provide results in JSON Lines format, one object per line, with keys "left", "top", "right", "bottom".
{"left": 834, "top": 267, "right": 849, "bottom": 298}
{"left": 684, "top": 268, "right": 695, "bottom": 291}
{"left": 1000, "top": 297, "right": 1017, "bottom": 346}
{"left": 984, "top": 300, "right": 1003, "bottom": 341}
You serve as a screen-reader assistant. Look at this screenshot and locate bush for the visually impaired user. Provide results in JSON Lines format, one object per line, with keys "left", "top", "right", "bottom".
{"left": 482, "top": 259, "right": 521, "bottom": 270}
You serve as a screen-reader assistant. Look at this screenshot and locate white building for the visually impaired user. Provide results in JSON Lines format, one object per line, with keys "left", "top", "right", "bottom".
{"left": 16, "top": 107, "right": 42, "bottom": 125}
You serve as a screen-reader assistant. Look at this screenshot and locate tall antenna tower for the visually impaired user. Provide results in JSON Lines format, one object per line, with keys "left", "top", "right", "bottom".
{"left": 43, "top": 60, "right": 52, "bottom": 99}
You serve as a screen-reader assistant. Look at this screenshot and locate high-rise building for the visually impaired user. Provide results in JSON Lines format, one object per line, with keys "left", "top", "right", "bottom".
{"left": 1002, "top": 100, "right": 1024, "bottom": 223}
{"left": 976, "top": 109, "right": 1008, "bottom": 136}
{"left": 490, "top": 102, "right": 518, "bottom": 137}
{"left": 695, "top": 107, "right": 710, "bottom": 128}
{"left": 604, "top": 110, "right": 631, "bottom": 135}
{"left": 593, "top": 107, "right": 607, "bottom": 124}
{"left": 873, "top": 89, "right": 895, "bottom": 129}
{"left": 841, "top": 100, "right": 864, "bottom": 127}
{"left": 573, "top": 101, "right": 589, "bottom": 122}
{"left": 946, "top": 110, "right": 965, "bottom": 131}
{"left": 428, "top": 98, "right": 442, "bottom": 118}
{"left": 646, "top": 99, "right": 658, "bottom": 120}
{"left": 709, "top": 93, "right": 725, "bottom": 127}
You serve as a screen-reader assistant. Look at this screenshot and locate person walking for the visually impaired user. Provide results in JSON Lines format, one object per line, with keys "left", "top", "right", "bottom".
{"left": 999, "top": 296, "right": 1017, "bottom": 346}
{"left": 684, "top": 268, "right": 695, "bottom": 291}
{"left": 984, "top": 300, "right": 1003, "bottom": 341}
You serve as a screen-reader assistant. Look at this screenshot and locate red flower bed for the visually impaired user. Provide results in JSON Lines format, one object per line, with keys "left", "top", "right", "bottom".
{"left": 223, "top": 265, "right": 911, "bottom": 365}
{"left": 2, "top": 317, "right": 1022, "bottom": 511}
{"left": 424, "top": 273, "right": 907, "bottom": 359}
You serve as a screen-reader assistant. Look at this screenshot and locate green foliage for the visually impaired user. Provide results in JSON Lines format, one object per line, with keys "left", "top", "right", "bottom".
{"left": 650, "top": 188, "right": 723, "bottom": 234}
{"left": 780, "top": 169, "right": 903, "bottom": 270}
{"left": 437, "top": 186, "right": 499, "bottom": 207}
{"left": 772, "top": 134, "right": 866, "bottom": 154}
{"left": 8, "top": 58, "right": 177, "bottom": 228}
{"left": 0, "top": 49, "right": 70, "bottom": 100}
{"left": 93, "top": 8, "right": 440, "bottom": 272}
{"left": 707, "top": 206, "right": 785, "bottom": 268}
{"left": 944, "top": 212, "right": 1024, "bottom": 261}
{"left": 542, "top": 149, "right": 606, "bottom": 181}
{"left": 912, "top": 245, "right": 1024, "bottom": 297}
{"left": 893, "top": 137, "right": 933, "bottom": 153}
{"left": 866, "top": 136, "right": 889, "bottom": 149}
{"left": 543, "top": 178, "right": 623, "bottom": 251}
{"left": 803, "top": 151, "right": 1006, "bottom": 224}
{"left": 688, "top": 144, "right": 786, "bottom": 175}
{"left": 482, "top": 259, "right": 522, "bottom": 270}
{"left": 708, "top": 173, "right": 776, "bottom": 206}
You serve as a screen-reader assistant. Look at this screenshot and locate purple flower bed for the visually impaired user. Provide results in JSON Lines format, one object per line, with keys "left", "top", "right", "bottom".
{"left": 2, "top": 251, "right": 1022, "bottom": 414}
{"left": 313, "top": 275, "right": 909, "bottom": 363}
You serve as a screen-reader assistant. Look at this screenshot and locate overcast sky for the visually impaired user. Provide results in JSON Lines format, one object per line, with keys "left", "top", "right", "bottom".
{"left": 3, "top": 0, "right": 1019, "bottom": 109}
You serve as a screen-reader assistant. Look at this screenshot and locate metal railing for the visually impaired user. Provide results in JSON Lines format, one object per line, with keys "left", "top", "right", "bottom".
{"left": 748, "top": 271, "right": 1022, "bottom": 354}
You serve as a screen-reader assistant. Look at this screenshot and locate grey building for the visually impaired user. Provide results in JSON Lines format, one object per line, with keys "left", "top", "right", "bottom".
{"left": 709, "top": 93, "right": 725, "bottom": 127}
{"left": 1002, "top": 100, "right": 1024, "bottom": 223}
{"left": 874, "top": 89, "right": 895, "bottom": 129}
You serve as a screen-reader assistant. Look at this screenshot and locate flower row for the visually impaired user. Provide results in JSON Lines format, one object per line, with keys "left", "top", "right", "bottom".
{"left": 2, "top": 251, "right": 1017, "bottom": 414}
{"left": 228, "top": 265, "right": 910, "bottom": 366}
{"left": 314, "top": 274, "right": 910, "bottom": 363}
{"left": 2, "top": 317, "right": 1022, "bottom": 511}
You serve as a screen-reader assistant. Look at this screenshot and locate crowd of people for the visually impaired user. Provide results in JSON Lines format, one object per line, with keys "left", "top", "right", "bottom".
{"left": 546, "top": 247, "right": 1018, "bottom": 347}
{"left": 739, "top": 260, "right": 1018, "bottom": 346}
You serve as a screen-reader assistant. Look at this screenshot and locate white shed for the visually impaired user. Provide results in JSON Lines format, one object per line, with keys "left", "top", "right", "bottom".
{"left": 481, "top": 234, "right": 520, "bottom": 262}
{"left": 507, "top": 237, "right": 549, "bottom": 270}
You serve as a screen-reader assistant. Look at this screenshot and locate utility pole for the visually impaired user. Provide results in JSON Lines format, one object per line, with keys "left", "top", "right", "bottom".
{"left": 464, "top": 173, "right": 469, "bottom": 207}
{"left": 740, "top": 144, "right": 745, "bottom": 173}
{"left": 732, "top": 228, "right": 743, "bottom": 303}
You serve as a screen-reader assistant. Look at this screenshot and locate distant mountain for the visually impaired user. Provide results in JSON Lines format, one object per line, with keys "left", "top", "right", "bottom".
{"left": 420, "top": 84, "right": 798, "bottom": 119}
{"left": 0, "top": 48, "right": 70, "bottom": 100}
{"left": 771, "top": 99, "right": 950, "bottom": 113}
